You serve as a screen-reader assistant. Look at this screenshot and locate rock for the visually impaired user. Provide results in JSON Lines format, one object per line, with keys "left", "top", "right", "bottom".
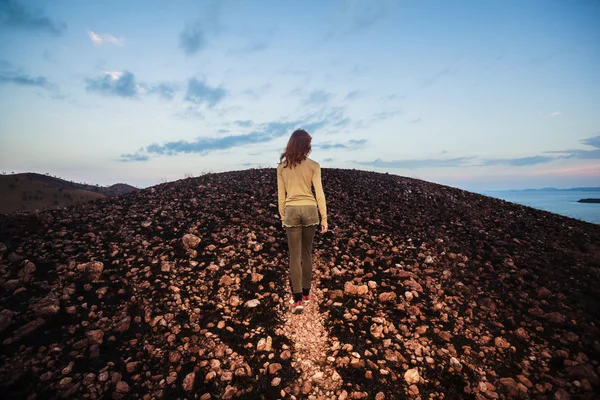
{"left": 257, "top": 336, "right": 272, "bottom": 352}
{"left": 370, "top": 323, "right": 384, "bottom": 339}
{"left": 271, "top": 377, "right": 281, "bottom": 386}
{"left": 404, "top": 291, "right": 413, "bottom": 301}
{"left": 517, "top": 375, "right": 533, "bottom": 388}
{"left": 404, "top": 368, "right": 420, "bottom": 384}
{"left": 182, "top": 234, "right": 201, "bottom": 248}
{"left": 450, "top": 357, "right": 462, "bottom": 372}
{"left": 301, "top": 380, "right": 312, "bottom": 395}
{"left": 478, "top": 381, "right": 487, "bottom": 392}
{"left": 30, "top": 292, "right": 60, "bottom": 317}
{"left": 344, "top": 282, "right": 368, "bottom": 296}
{"left": 494, "top": 337, "right": 510, "bottom": 349}
{"left": 86, "top": 329, "right": 104, "bottom": 345}
{"left": 116, "top": 381, "right": 130, "bottom": 393}
{"left": 3, "top": 279, "right": 20, "bottom": 291}
{"left": 0, "top": 309, "right": 15, "bottom": 332}
{"left": 379, "top": 292, "right": 397, "bottom": 302}
{"left": 169, "top": 351, "right": 181, "bottom": 363}
{"left": 229, "top": 296, "right": 241, "bottom": 307}
{"left": 339, "top": 390, "right": 348, "bottom": 400}
{"left": 546, "top": 312, "right": 566, "bottom": 323}
{"left": 219, "top": 275, "right": 233, "bottom": 286}
{"left": 554, "top": 388, "right": 570, "bottom": 400}
{"left": 126, "top": 362, "right": 140, "bottom": 373}
{"left": 115, "top": 316, "right": 131, "bottom": 332}
{"left": 499, "top": 378, "right": 518, "bottom": 397}
{"left": 80, "top": 261, "right": 104, "bottom": 281}
{"left": 244, "top": 299, "right": 260, "bottom": 308}
{"left": 183, "top": 372, "right": 195, "bottom": 391}
{"left": 222, "top": 385, "right": 237, "bottom": 399}
{"left": 268, "top": 363, "right": 282, "bottom": 374}
{"left": 251, "top": 273, "right": 263, "bottom": 282}
{"left": 3, "top": 318, "right": 46, "bottom": 345}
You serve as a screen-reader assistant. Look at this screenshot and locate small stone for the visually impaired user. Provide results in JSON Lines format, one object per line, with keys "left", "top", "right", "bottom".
{"left": 268, "top": 363, "right": 282, "bottom": 374}
{"left": 116, "top": 381, "right": 130, "bottom": 393}
{"left": 182, "top": 234, "right": 201, "bottom": 248}
{"left": 494, "top": 337, "right": 510, "bottom": 349}
{"left": 245, "top": 299, "right": 260, "bottom": 308}
{"left": 301, "top": 380, "right": 312, "bottom": 394}
{"left": 271, "top": 377, "right": 281, "bottom": 387}
{"left": 86, "top": 329, "right": 104, "bottom": 345}
{"left": 450, "top": 357, "right": 462, "bottom": 372}
{"left": 183, "top": 372, "right": 195, "bottom": 391}
{"left": 404, "top": 368, "right": 420, "bottom": 384}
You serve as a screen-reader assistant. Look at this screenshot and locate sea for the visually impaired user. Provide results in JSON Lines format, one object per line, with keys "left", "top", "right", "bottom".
{"left": 475, "top": 189, "right": 600, "bottom": 225}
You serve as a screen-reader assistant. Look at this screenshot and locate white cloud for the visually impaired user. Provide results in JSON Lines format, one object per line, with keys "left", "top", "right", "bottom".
{"left": 88, "top": 30, "right": 125, "bottom": 46}
{"left": 104, "top": 71, "right": 123, "bottom": 81}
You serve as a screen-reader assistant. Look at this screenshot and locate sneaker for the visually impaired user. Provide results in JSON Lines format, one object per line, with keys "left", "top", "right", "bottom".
{"left": 302, "top": 295, "right": 310, "bottom": 305}
{"left": 291, "top": 301, "right": 304, "bottom": 314}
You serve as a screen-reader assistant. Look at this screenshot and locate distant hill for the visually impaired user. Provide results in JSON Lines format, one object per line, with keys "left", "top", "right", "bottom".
{"left": 0, "top": 173, "right": 138, "bottom": 214}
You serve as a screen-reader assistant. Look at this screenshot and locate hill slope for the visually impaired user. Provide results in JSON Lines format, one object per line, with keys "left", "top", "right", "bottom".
{"left": 0, "top": 173, "right": 138, "bottom": 214}
{"left": 0, "top": 168, "right": 599, "bottom": 399}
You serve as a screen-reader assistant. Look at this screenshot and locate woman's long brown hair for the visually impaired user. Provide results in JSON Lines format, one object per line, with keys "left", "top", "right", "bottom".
{"left": 279, "top": 129, "right": 312, "bottom": 169}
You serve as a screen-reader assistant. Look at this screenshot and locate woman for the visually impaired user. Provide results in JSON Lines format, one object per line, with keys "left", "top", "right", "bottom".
{"left": 277, "top": 129, "right": 328, "bottom": 314}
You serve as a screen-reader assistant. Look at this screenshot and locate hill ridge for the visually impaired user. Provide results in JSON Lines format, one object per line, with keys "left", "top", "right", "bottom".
{"left": 0, "top": 167, "right": 598, "bottom": 399}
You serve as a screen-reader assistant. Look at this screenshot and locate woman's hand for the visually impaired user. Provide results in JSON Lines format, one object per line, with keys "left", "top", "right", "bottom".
{"left": 320, "top": 224, "right": 328, "bottom": 234}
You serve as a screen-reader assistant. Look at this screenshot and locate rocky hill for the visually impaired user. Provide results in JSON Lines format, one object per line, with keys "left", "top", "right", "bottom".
{"left": 0, "top": 173, "right": 138, "bottom": 214}
{"left": 0, "top": 168, "right": 599, "bottom": 399}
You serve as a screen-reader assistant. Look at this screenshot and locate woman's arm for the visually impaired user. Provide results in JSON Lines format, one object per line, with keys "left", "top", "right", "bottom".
{"left": 277, "top": 165, "right": 286, "bottom": 226}
{"left": 312, "top": 163, "right": 327, "bottom": 226}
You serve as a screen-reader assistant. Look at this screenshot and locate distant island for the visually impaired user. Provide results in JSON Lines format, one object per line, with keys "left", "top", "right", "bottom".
{"left": 578, "top": 198, "right": 600, "bottom": 204}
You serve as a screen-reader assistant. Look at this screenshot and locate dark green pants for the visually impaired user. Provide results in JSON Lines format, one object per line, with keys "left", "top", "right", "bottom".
{"left": 284, "top": 205, "right": 319, "bottom": 294}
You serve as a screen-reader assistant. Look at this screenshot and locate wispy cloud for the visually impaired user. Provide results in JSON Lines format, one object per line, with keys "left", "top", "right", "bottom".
{"left": 0, "top": 62, "right": 55, "bottom": 90}
{"left": 0, "top": 71, "right": 50, "bottom": 88}
{"left": 546, "top": 111, "right": 562, "bottom": 117}
{"left": 185, "top": 78, "right": 226, "bottom": 107}
{"left": 179, "top": 1, "right": 222, "bottom": 56}
{"left": 482, "top": 156, "right": 556, "bottom": 166}
{"left": 323, "top": 157, "right": 335, "bottom": 162}
{"left": 180, "top": 21, "right": 206, "bottom": 55}
{"left": 88, "top": 30, "right": 124, "bottom": 46}
{"left": 420, "top": 67, "right": 456, "bottom": 89}
{"left": 544, "top": 134, "right": 600, "bottom": 159}
{"left": 145, "top": 82, "right": 177, "bottom": 100}
{"left": 407, "top": 118, "right": 421, "bottom": 124}
{"left": 327, "top": 0, "right": 395, "bottom": 38}
{"left": 86, "top": 71, "right": 177, "bottom": 100}
{"left": 305, "top": 90, "right": 332, "bottom": 105}
{"left": 345, "top": 90, "right": 363, "bottom": 100}
{"left": 120, "top": 113, "right": 345, "bottom": 161}
{"left": 86, "top": 71, "right": 138, "bottom": 98}
{"left": 314, "top": 139, "right": 367, "bottom": 150}
{"left": 581, "top": 134, "right": 600, "bottom": 148}
{"left": 356, "top": 157, "right": 474, "bottom": 169}
{"left": 120, "top": 153, "right": 149, "bottom": 162}
{"left": 0, "top": 0, "right": 66, "bottom": 36}
{"left": 235, "top": 120, "right": 253, "bottom": 128}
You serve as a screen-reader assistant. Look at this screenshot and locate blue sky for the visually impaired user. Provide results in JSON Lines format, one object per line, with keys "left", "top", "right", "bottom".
{"left": 0, "top": 0, "right": 598, "bottom": 190}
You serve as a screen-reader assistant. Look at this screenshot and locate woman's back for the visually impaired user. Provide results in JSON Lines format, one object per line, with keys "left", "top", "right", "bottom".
{"left": 277, "top": 157, "right": 327, "bottom": 227}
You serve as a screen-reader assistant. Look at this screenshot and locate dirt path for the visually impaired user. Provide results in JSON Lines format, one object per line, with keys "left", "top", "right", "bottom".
{"left": 281, "top": 257, "right": 343, "bottom": 399}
